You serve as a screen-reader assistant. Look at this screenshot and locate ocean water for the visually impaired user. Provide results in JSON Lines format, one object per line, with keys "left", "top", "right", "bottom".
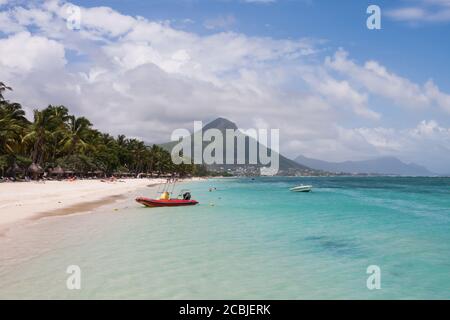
{"left": 0, "top": 177, "right": 449, "bottom": 299}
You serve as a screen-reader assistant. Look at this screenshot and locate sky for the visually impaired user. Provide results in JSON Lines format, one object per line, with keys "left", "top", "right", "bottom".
{"left": 1, "top": 0, "right": 450, "bottom": 173}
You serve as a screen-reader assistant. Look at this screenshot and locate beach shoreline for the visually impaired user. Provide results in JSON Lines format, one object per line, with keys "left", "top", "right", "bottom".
{"left": 0, "top": 178, "right": 203, "bottom": 231}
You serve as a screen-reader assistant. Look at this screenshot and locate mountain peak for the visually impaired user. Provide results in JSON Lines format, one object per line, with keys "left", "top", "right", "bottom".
{"left": 159, "top": 117, "right": 313, "bottom": 175}
{"left": 203, "top": 117, "right": 238, "bottom": 132}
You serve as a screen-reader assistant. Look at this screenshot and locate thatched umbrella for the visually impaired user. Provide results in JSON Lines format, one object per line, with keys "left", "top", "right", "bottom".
{"left": 6, "top": 163, "right": 20, "bottom": 180}
{"left": 94, "top": 170, "right": 104, "bottom": 178}
{"left": 52, "top": 165, "right": 64, "bottom": 180}
{"left": 114, "top": 171, "right": 130, "bottom": 178}
{"left": 28, "top": 163, "right": 44, "bottom": 180}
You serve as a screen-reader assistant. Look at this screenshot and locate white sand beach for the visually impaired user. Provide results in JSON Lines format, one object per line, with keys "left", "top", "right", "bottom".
{"left": 0, "top": 178, "right": 169, "bottom": 227}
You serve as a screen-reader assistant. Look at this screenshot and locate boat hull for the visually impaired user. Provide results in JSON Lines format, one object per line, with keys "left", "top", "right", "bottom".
{"left": 136, "top": 197, "right": 199, "bottom": 207}
{"left": 290, "top": 185, "right": 312, "bottom": 192}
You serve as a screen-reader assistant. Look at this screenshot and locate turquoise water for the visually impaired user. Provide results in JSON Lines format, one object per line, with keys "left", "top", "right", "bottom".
{"left": 0, "top": 177, "right": 449, "bottom": 299}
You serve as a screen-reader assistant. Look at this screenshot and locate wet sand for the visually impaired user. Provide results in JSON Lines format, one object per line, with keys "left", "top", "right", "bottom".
{"left": 30, "top": 194, "right": 127, "bottom": 221}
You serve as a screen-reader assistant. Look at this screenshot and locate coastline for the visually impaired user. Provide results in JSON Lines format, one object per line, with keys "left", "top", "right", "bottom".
{"left": 0, "top": 178, "right": 199, "bottom": 229}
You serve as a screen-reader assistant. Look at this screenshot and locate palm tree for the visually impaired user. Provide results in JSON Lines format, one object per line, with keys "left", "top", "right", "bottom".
{"left": 0, "top": 83, "right": 26, "bottom": 156}
{"left": 23, "top": 110, "right": 47, "bottom": 164}
{"left": 0, "top": 82, "right": 12, "bottom": 101}
{"left": 117, "top": 134, "right": 127, "bottom": 147}
{"left": 115, "top": 134, "right": 131, "bottom": 170}
{"left": 124, "top": 139, "right": 144, "bottom": 174}
{"left": 1, "top": 102, "right": 27, "bottom": 122}
{"left": 0, "top": 155, "right": 7, "bottom": 177}
{"left": 22, "top": 106, "right": 68, "bottom": 165}
{"left": 148, "top": 144, "right": 174, "bottom": 175}
{"left": 0, "top": 103, "right": 28, "bottom": 154}
{"left": 0, "top": 102, "right": 29, "bottom": 179}
{"left": 87, "top": 132, "right": 120, "bottom": 174}
{"left": 148, "top": 144, "right": 162, "bottom": 174}
{"left": 62, "top": 115, "right": 93, "bottom": 155}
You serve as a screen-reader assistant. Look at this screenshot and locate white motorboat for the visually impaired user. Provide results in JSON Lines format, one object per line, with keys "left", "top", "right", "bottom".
{"left": 290, "top": 185, "right": 312, "bottom": 192}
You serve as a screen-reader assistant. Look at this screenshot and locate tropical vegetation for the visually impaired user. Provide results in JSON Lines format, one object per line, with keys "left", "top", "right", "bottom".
{"left": 0, "top": 82, "right": 208, "bottom": 180}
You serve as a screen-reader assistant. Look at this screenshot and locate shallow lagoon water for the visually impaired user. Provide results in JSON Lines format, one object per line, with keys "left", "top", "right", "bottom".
{"left": 0, "top": 177, "right": 449, "bottom": 299}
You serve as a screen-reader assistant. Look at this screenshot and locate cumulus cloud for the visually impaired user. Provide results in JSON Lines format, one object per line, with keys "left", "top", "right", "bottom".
{"left": 325, "top": 49, "right": 450, "bottom": 114}
{"left": 301, "top": 70, "right": 380, "bottom": 120}
{"left": 424, "top": 80, "right": 450, "bottom": 113}
{"left": 0, "top": 32, "right": 66, "bottom": 72}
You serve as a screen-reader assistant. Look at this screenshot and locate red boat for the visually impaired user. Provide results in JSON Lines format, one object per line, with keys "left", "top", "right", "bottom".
{"left": 136, "top": 197, "right": 199, "bottom": 207}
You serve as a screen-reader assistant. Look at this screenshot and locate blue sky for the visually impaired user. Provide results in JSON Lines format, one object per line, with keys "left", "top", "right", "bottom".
{"left": 1, "top": 0, "right": 450, "bottom": 172}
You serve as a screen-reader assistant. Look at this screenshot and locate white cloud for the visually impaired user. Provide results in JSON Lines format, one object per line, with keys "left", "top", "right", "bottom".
{"left": 79, "top": 6, "right": 136, "bottom": 37}
{"left": 425, "top": 80, "right": 450, "bottom": 113}
{"left": 204, "top": 14, "right": 236, "bottom": 30}
{"left": 302, "top": 70, "right": 380, "bottom": 120}
{"left": 325, "top": 49, "right": 450, "bottom": 114}
{"left": 12, "top": 6, "right": 53, "bottom": 27}
{"left": 387, "top": 0, "right": 450, "bottom": 23}
{"left": 0, "top": 31, "right": 66, "bottom": 73}
{"left": 0, "top": 10, "right": 25, "bottom": 34}
{"left": 387, "top": 7, "right": 427, "bottom": 21}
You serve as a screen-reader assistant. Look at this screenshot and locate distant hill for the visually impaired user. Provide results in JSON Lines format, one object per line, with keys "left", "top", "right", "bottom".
{"left": 160, "top": 117, "right": 318, "bottom": 176}
{"left": 295, "top": 154, "right": 435, "bottom": 176}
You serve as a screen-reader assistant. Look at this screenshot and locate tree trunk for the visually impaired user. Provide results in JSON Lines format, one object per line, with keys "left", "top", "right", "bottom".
{"left": 69, "top": 137, "right": 78, "bottom": 155}
{"left": 32, "top": 141, "right": 39, "bottom": 164}
{"left": 12, "top": 158, "right": 16, "bottom": 181}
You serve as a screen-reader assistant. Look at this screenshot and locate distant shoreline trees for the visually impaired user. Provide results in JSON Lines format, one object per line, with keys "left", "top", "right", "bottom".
{"left": 0, "top": 82, "right": 207, "bottom": 180}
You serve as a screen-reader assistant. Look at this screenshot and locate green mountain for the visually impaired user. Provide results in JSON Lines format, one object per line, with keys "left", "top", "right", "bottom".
{"left": 160, "top": 118, "right": 319, "bottom": 176}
